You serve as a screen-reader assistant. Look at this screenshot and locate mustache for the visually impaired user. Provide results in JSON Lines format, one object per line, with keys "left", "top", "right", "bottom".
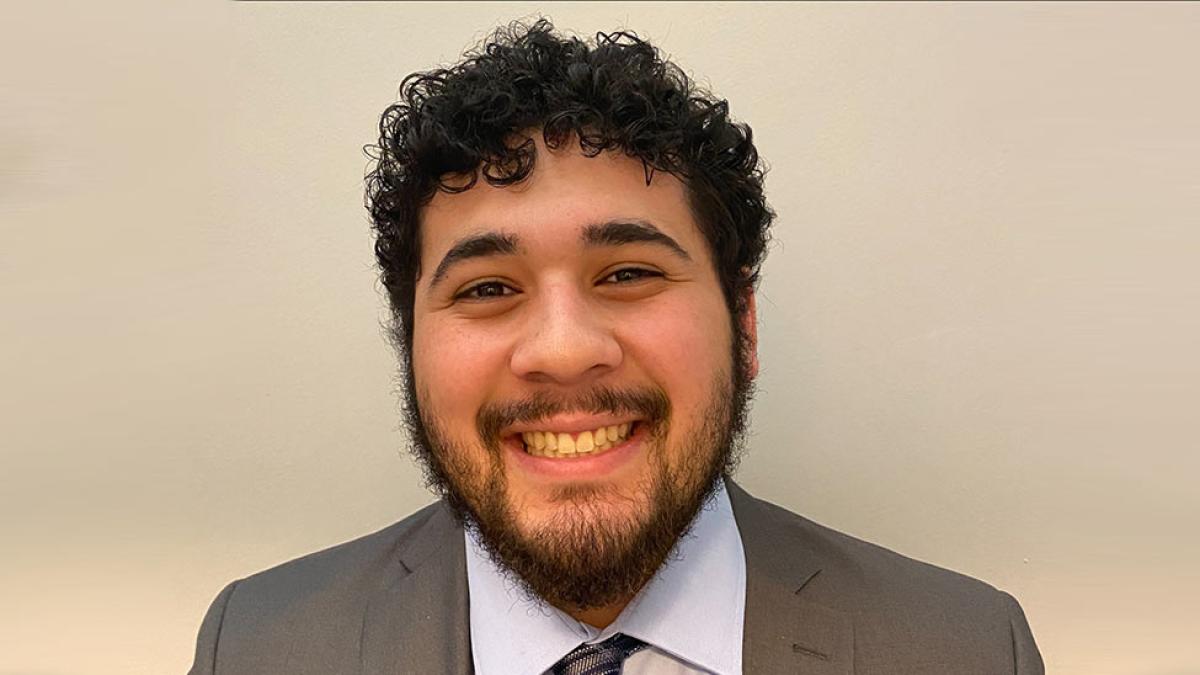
{"left": 476, "top": 385, "right": 671, "bottom": 445}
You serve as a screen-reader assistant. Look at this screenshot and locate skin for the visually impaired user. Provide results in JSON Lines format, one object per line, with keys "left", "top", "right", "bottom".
{"left": 411, "top": 134, "right": 758, "bottom": 627}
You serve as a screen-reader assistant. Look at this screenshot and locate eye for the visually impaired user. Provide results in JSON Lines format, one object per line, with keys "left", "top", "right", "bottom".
{"left": 601, "top": 267, "right": 663, "bottom": 284}
{"left": 455, "top": 280, "right": 517, "bottom": 302}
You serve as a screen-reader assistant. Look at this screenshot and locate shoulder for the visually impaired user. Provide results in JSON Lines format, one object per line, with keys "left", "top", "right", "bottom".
{"left": 189, "top": 501, "right": 459, "bottom": 674}
{"left": 731, "top": 481, "right": 1008, "bottom": 605}
{"left": 730, "top": 481, "right": 1043, "bottom": 673}
{"left": 227, "top": 499, "right": 448, "bottom": 604}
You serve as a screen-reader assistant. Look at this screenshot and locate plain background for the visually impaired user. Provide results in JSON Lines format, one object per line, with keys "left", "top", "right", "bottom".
{"left": 3, "top": 2, "right": 1198, "bottom": 674}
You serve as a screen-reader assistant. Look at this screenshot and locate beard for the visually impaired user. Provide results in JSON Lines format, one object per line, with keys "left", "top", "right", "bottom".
{"left": 397, "top": 324, "right": 755, "bottom": 612}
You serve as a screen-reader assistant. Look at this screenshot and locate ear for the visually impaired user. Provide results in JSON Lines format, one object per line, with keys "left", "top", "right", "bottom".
{"left": 739, "top": 286, "right": 759, "bottom": 380}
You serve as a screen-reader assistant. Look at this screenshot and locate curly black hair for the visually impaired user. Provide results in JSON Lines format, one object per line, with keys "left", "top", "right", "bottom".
{"left": 366, "top": 19, "right": 773, "bottom": 356}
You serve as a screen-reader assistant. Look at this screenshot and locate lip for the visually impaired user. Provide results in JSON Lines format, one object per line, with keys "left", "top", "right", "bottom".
{"left": 505, "top": 421, "right": 647, "bottom": 481}
{"left": 503, "top": 414, "right": 641, "bottom": 437}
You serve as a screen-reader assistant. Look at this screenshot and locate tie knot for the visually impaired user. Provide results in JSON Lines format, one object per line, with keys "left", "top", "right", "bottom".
{"left": 551, "top": 633, "right": 649, "bottom": 675}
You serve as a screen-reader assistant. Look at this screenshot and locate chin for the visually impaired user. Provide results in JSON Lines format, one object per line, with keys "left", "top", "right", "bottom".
{"left": 516, "top": 481, "right": 650, "bottom": 537}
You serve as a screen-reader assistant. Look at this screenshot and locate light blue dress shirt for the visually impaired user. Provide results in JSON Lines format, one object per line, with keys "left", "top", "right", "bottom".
{"left": 465, "top": 481, "right": 746, "bottom": 675}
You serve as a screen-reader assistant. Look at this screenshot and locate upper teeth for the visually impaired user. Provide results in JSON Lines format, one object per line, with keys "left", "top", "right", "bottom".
{"left": 521, "top": 423, "right": 632, "bottom": 458}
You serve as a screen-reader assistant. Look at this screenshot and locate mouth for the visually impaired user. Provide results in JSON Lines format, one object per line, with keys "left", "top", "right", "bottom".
{"left": 516, "top": 421, "right": 640, "bottom": 459}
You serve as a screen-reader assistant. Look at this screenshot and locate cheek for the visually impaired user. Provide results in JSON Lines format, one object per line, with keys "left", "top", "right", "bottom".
{"left": 412, "top": 320, "right": 511, "bottom": 426}
{"left": 618, "top": 295, "right": 732, "bottom": 404}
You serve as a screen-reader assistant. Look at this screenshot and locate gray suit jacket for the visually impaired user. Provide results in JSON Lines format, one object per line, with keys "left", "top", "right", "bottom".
{"left": 189, "top": 481, "right": 1043, "bottom": 674}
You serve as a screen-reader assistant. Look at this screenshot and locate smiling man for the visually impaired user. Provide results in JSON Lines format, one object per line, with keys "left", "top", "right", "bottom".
{"left": 190, "top": 20, "right": 1043, "bottom": 675}
{"left": 410, "top": 133, "right": 753, "bottom": 636}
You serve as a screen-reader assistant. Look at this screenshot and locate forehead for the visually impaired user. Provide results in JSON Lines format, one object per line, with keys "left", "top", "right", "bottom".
{"left": 419, "top": 140, "right": 705, "bottom": 266}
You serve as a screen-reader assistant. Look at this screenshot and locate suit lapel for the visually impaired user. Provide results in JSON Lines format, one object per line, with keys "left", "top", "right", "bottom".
{"left": 729, "top": 480, "right": 854, "bottom": 674}
{"left": 361, "top": 502, "right": 473, "bottom": 675}
{"left": 359, "top": 484, "right": 852, "bottom": 674}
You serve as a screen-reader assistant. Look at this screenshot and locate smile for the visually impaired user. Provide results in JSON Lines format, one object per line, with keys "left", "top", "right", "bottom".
{"left": 520, "top": 422, "right": 635, "bottom": 458}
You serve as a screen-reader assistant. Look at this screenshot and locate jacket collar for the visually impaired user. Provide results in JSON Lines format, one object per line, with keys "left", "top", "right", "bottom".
{"left": 361, "top": 501, "right": 473, "bottom": 675}
{"left": 727, "top": 479, "right": 853, "bottom": 674}
{"left": 361, "top": 480, "right": 852, "bottom": 675}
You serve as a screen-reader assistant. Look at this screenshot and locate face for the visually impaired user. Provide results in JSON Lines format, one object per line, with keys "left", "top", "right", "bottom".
{"left": 406, "top": 135, "right": 758, "bottom": 611}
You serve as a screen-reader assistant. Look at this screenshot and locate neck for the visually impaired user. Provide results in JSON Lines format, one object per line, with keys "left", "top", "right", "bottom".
{"left": 565, "top": 598, "right": 631, "bottom": 629}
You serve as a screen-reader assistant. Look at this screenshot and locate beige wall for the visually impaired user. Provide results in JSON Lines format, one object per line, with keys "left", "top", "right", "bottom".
{"left": 3, "top": 2, "right": 1198, "bottom": 673}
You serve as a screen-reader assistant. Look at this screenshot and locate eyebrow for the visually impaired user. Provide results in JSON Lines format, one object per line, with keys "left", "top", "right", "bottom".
{"left": 581, "top": 220, "right": 692, "bottom": 262}
{"left": 428, "top": 231, "right": 521, "bottom": 288}
{"left": 426, "top": 219, "right": 691, "bottom": 292}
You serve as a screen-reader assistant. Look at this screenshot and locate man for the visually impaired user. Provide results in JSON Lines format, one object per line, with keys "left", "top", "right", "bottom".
{"left": 190, "top": 20, "right": 1043, "bottom": 674}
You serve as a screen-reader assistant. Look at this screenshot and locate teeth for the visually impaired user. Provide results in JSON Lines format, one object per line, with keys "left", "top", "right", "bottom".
{"left": 519, "top": 422, "right": 635, "bottom": 458}
{"left": 576, "top": 431, "right": 594, "bottom": 453}
{"left": 557, "top": 433, "right": 576, "bottom": 455}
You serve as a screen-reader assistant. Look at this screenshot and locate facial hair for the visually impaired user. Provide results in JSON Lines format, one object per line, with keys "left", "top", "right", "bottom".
{"left": 397, "top": 324, "right": 755, "bottom": 612}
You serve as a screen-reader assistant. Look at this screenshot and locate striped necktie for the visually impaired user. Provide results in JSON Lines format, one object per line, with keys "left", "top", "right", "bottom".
{"left": 550, "top": 633, "right": 649, "bottom": 675}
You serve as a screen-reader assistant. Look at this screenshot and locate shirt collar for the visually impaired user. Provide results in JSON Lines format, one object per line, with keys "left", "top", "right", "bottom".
{"left": 466, "top": 481, "right": 746, "bottom": 675}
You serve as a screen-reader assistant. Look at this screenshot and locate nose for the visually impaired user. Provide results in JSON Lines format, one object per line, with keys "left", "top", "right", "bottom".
{"left": 509, "top": 282, "right": 622, "bottom": 385}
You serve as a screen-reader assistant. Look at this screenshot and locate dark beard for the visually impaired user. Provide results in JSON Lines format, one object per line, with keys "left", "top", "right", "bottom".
{"left": 396, "top": 323, "right": 755, "bottom": 612}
